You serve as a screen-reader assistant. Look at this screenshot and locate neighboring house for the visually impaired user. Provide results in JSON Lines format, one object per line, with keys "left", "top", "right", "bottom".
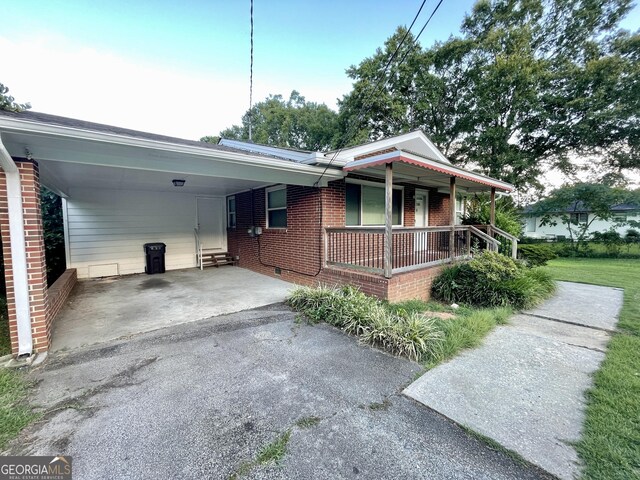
{"left": 523, "top": 202, "right": 640, "bottom": 239}
{"left": 0, "top": 109, "right": 513, "bottom": 356}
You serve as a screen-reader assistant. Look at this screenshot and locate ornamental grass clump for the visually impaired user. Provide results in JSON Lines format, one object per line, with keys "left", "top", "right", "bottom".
{"left": 287, "top": 285, "right": 442, "bottom": 361}
{"left": 431, "top": 251, "right": 556, "bottom": 309}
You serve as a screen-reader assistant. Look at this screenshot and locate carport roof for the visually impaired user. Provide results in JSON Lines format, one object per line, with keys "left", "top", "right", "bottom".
{"left": 0, "top": 109, "right": 281, "bottom": 159}
{"left": 0, "top": 110, "right": 345, "bottom": 196}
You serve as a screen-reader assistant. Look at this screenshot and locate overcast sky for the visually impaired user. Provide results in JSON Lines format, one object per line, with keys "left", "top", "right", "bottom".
{"left": 1, "top": 0, "right": 639, "bottom": 155}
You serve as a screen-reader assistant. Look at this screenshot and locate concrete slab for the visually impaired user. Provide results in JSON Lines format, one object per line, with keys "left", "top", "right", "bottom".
{"left": 523, "top": 281, "right": 623, "bottom": 331}
{"left": 510, "top": 314, "right": 611, "bottom": 352}
{"left": 8, "top": 308, "right": 549, "bottom": 479}
{"left": 51, "top": 267, "right": 292, "bottom": 351}
{"left": 404, "top": 282, "right": 623, "bottom": 480}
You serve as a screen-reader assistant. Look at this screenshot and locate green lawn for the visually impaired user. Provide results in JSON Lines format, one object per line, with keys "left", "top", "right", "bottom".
{"left": 545, "top": 258, "right": 640, "bottom": 480}
{"left": 0, "top": 297, "right": 10, "bottom": 357}
{"left": 0, "top": 368, "right": 39, "bottom": 449}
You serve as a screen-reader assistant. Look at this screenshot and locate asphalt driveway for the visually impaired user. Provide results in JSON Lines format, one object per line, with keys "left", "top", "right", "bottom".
{"left": 8, "top": 305, "right": 550, "bottom": 479}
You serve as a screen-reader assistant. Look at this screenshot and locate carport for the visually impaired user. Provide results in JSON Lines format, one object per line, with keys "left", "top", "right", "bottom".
{"left": 51, "top": 267, "right": 292, "bottom": 351}
{"left": 0, "top": 109, "right": 343, "bottom": 356}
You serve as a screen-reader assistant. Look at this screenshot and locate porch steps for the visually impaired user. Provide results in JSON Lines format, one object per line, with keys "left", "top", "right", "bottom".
{"left": 199, "top": 249, "right": 238, "bottom": 268}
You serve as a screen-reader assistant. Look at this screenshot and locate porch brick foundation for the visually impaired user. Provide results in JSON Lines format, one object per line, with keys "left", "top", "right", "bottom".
{"left": 0, "top": 160, "right": 50, "bottom": 354}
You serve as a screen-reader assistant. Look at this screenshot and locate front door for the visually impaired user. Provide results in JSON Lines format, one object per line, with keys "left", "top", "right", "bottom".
{"left": 196, "top": 197, "right": 225, "bottom": 250}
{"left": 414, "top": 191, "right": 429, "bottom": 252}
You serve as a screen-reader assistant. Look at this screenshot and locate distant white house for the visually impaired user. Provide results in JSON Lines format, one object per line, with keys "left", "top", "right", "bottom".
{"left": 523, "top": 203, "right": 639, "bottom": 239}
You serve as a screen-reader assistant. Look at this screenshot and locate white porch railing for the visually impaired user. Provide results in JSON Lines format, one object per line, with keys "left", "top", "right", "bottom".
{"left": 324, "top": 225, "right": 504, "bottom": 276}
{"left": 194, "top": 228, "right": 204, "bottom": 270}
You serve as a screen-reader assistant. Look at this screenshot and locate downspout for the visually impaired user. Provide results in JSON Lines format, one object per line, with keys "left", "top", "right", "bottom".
{"left": 0, "top": 137, "right": 33, "bottom": 356}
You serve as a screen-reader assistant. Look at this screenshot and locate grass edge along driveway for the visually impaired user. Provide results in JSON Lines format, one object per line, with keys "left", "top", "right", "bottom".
{"left": 545, "top": 258, "right": 640, "bottom": 480}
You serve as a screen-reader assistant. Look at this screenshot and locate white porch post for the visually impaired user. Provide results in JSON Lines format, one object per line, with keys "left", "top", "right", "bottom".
{"left": 489, "top": 186, "right": 496, "bottom": 241}
{"left": 384, "top": 163, "right": 393, "bottom": 278}
{"left": 0, "top": 138, "right": 33, "bottom": 356}
{"left": 450, "top": 176, "right": 456, "bottom": 261}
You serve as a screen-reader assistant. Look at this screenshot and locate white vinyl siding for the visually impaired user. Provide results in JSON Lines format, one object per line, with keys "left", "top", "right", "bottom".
{"left": 65, "top": 187, "right": 225, "bottom": 278}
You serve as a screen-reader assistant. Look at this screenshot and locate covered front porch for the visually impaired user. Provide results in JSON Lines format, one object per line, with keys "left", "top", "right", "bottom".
{"left": 326, "top": 149, "right": 517, "bottom": 278}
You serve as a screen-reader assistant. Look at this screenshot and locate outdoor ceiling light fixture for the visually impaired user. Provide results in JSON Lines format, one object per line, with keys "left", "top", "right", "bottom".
{"left": 172, "top": 179, "right": 186, "bottom": 187}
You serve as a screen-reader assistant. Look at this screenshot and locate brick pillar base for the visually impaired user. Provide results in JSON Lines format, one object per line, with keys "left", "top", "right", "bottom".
{"left": 0, "top": 160, "right": 49, "bottom": 354}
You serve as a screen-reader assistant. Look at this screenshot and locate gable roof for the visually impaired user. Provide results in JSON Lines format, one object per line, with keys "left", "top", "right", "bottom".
{"left": 524, "top": 201, "right": 639, "bottom": 214}
{"left": 326, "top": 130, "right": 451, "bottom": 165}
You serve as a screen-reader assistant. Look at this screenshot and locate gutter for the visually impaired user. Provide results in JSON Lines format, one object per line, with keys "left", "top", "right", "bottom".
{"left": 0, "top": 136, "right": 32, "bottom": 356}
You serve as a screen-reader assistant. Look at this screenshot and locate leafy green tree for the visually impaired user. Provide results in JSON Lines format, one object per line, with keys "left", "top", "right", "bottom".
{"left": 0, "top": 82, "right": 30, "bottom": 112}
{"left": 41, "top": 188, "right": 66, "bottom": 285}
{"left": 213, "top": 91, "right": 340, "bottom": 151}
{"left": 529, "top": 183, "right": 636, "bottom": 252}
{"left": 339, "top": 1, "right": 639, "bottom": 193}
{"left": 461, "top": 194, "right": 523, "bottom": 237}
{"left": 199, "top": 135, "right": 220, "bottom": 144}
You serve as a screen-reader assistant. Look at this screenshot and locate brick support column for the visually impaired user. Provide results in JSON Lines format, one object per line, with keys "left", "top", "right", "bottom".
{"left": 0, "top": 160, "right": 49, "bottom": 354}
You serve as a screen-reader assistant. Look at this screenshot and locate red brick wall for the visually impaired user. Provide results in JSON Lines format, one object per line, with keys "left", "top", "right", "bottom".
{"left": 0, "top": 160, "right": 50, "bottom": 354}
{"left": 47, "top": 268, "right": 77, "bottom": 324}
{"left": 429, "top": 191, "right": 451, "bottom": 226}
{"left": 226, "top": 177, "right": 450, "bottom": 302}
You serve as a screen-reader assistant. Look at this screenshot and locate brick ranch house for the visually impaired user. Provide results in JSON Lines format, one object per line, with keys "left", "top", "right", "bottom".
{"left": 0, "top": 109, "right": 516, "bottom": 357}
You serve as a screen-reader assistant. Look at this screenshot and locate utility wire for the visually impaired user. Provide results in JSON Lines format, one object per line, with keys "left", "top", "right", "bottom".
{"left": 314, "top": 0, "right": 445, "bottom": 187}
{"left": 248, "top": 0, "right": 254, "bottom": 140}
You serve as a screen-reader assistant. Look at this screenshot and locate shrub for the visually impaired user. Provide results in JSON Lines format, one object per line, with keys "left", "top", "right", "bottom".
{"left": 431, "top": 251, "right": 556, "bottom": 309}
{"left": 591, "top": 230, "right": 624, "bottom": 256}
{"left": 517, "top": 244, "right": 558, "bottom": 267}
{"left": 287, "top": 285, "right": 442, "bottom": 361}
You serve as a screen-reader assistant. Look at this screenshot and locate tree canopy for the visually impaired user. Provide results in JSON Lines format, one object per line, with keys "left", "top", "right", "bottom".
{"left": 338, "top": 0, "right": 639, "bottom": 194}
{"left": 0, "top": 82, "right": 30, "bottom": 112}
{"left": 211, "top": 91, "right": 340, "bottom": 151}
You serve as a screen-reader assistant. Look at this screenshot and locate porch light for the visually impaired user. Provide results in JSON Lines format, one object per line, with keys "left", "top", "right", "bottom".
{"left": 172, "top": 179, "right": 186, "bottom": 187}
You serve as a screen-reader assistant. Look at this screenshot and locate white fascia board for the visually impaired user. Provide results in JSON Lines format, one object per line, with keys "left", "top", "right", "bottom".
{"left": 0, "top": 137, "right": 32, "bottom": 356}
{"left": 325, "top": 131, "right": 446, "bottom": 164}
{"left": 348, "top": 150, "right": 514, "bottom": 192}
{"left": 0, "top": 117, "right": 344, "bottom": 184}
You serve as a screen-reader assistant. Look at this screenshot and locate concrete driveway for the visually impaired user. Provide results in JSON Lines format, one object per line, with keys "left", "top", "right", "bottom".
{"left": 51, "top": 267, "right": 292, "bottom": 351}
{"left": 9, "top": 306, "right": 550, "bottom": 480}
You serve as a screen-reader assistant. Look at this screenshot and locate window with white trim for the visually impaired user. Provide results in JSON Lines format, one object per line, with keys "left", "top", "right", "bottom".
{"left": 570, "top": 212, "right": 588, "bottom": 224}
{"left": 345, "top": 181, "right": 403, "bottom": 226}
{"left": 227, "top": 196, "right": 236, "bottom": 228}
{"left": 266, "top": 186, "right": 287, "bottom": 228}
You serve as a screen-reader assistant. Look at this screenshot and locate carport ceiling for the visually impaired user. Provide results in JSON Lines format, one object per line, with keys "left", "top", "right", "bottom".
{"left": 39, "top": 160, "right": 268, "bottom": 196}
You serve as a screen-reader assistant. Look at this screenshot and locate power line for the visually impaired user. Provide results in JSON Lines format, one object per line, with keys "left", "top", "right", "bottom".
{"left": 314, "top": 0, "right": 445, "bottom": 187}
{"left": 249, "top": 0, "right": 254, "bottom": 141}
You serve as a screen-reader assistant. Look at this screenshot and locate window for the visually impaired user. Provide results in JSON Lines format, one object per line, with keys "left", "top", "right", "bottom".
{"left": 526, "top": 217, "right": 536, "bottom": 232}
{"left": 266, "top": 186, "right": 287, "bottom": 228}
{"left": 455, "top": 195, "right": 466, "bottom": 225}
{"left": 570, "top": 212, "right": 588, "bottom": 224}
{"left": 346, "top": 181, "right": 403, "bottom": 226}
{"left": 612, "top": 213, "right": 627, "bottom": 222}
{"left": 227, "top": 196, "right": 236, "bottom": 228}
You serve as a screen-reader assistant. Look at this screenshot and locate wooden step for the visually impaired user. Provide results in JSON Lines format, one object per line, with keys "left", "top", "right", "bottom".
{"left": 198, "top": 251, "right": 237, "bottom": 268}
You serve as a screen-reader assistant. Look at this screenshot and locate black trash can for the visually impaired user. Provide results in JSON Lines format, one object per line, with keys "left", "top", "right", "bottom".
{"left": 144, "top": 243, "right": 166, "bottom": 274}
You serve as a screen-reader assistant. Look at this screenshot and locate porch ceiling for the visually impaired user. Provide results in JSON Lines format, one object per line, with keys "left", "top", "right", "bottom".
{"left": 39, "top": 160, "right": 268, "bottom": 196}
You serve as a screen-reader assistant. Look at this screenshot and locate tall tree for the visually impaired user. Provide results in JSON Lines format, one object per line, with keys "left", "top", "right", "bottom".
{"left": 0, "top": 82, "right": 30, "bottom": 112}
{"left": 213, "top": 91, "right": 340, "bottom": 151}
{"left": 339, "top": 0, "right": 638, "bottom": 194}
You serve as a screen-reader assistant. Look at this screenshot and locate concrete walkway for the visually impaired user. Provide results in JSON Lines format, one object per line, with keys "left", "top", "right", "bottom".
{"left": 404, "top": 282, "right": 623, "bottom": 480}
